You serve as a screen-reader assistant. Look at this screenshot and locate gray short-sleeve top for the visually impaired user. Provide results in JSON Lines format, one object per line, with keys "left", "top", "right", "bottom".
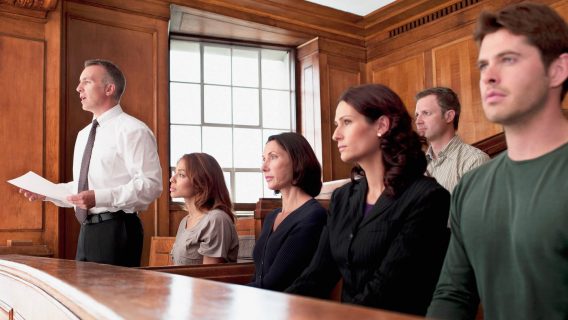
{"left": 171, "top": 209, "right": 239, "bottom": 265}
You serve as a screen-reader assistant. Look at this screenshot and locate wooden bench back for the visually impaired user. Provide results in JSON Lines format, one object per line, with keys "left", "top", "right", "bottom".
{"left": 142, "top": 262, "right": 255, "bottom": 285}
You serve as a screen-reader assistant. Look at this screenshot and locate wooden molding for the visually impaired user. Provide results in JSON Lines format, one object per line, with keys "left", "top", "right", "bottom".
{"left": 0, "top": 0, "right": 57, "bottom": 19}
{"left": 0, "top": 0, "right": 57, "bottom": 11}
{"left": 472, "top": 131, "right": 506, "bottom": 158}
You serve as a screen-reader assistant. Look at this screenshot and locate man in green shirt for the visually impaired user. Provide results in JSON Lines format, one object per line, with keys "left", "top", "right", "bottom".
{"left": 427, "top": 2, "right": 568, "bottom": 319}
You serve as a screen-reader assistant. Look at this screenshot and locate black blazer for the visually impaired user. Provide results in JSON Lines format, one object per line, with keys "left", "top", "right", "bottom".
{"left": 286, "top": 176, "right": 450, "bottom": 315}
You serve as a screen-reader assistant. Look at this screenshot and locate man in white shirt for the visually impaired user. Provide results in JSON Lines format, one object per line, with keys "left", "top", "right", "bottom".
{"left": 21, "top": 59, "right": 162, "bottom": 266}
{"left": 415, "top": 87, "right": 489, "bottom": 194}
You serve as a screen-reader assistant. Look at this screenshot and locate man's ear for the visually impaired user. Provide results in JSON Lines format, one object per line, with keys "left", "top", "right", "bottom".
{"left": 548, "top": 53, "right": 568, "bottom": 89}
{"left": 105, "top": 83, "right": 116, "bottom": 97}
{"left": 444, "top": 110, "right": 455, "bottom": 124}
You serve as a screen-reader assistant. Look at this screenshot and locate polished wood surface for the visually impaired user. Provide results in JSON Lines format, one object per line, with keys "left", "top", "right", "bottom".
{"left": 143, "top": 261, "right": 255, "bottom": 285}
{"left": 0, "top": 245, "right": 52, "bottom": 257}
{"left": 0, "top": 255, "right": 423, "bottom": 320}
{"left": 472, "top": 132, "right": 506, "bottom": 158}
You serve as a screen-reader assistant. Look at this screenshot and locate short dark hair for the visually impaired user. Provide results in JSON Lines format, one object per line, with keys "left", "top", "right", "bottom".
{"left": 415, "top": 87, "right": 461, "bottom": 130}
{"left": 474, "top": 2, "right": 568, "bottom": 101}
{"left": 339, "top": 84, "right": 426, "bottom": 198}
{"left": 266, "top": 132, "right": 322, "bottom": 197}
{"left": 84, "top": 59, "right": 126, "bottom": 101}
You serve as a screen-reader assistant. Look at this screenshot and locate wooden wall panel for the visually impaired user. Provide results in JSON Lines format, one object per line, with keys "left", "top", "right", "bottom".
{"left": 324, "top": 57, "right": 364, "bottom": 180}
{"left": 552, "top": 1, "right": 568, "bottom": 109}
{"left": 432, "top": 36, "right": 502, "bottom": 144}
{"left": 63, "top": 1, "right": 169, "bottom": 264}
{"left": 0, "top": 35, "right": 45, "bottom": 231}
{"left": 370, "top": 54, "right": 426, "bottom": 117}
{"left": 297, "top": 40, "right": 323, "bottom": 168}
{"left": 297, "top": 38, "right": 365, "bottom": 182}
{"left": 0, "top": 2, "right": 62, "bottom": 257}
{"left": 300, "top": 54, "right": 323, "bottom": 166}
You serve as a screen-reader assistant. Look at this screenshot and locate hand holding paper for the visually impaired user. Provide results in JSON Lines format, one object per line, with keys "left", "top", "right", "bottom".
{"left": 8, "top": 171, "right": 73, "bottom": 206}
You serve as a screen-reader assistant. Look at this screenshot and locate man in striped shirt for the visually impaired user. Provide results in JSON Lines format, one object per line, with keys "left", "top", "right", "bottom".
{"left": 415, "top": 87, "right": 489, "bottom": 194}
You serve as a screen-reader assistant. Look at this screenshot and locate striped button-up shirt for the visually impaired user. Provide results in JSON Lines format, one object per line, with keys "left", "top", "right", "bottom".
{"left": 426, "top": 135, "right": 490, "bottom": 194}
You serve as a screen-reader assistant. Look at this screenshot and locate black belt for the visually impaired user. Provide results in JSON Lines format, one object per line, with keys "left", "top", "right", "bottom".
{"left": 83, "top": 211, "right": 136, "bottom": 225}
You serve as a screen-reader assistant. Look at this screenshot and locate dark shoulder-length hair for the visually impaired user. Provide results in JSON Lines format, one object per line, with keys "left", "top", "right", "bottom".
{"left": 267, "top": 132, "right": 322, "bottom": 197}
{"left": 339, "top": 83, "right": 427, "bottom": 198}
{"left": 179, "top": 153, "right": 235, "bottom": 222}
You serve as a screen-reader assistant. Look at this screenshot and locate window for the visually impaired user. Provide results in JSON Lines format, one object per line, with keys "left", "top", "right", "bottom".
{"left": 169, "top": 39, "right": 295, "bottom": 207}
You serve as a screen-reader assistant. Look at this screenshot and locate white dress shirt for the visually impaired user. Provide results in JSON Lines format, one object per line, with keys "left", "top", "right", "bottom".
{"left": 53, "top": 105, "right": 162, "bottom": 213}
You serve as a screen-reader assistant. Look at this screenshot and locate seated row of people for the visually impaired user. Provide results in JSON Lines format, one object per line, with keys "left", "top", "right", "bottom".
{"left": 156, "top": 3, "right": 568, "bottom": 319}
{"left": 169, "top": 81, "right": 450, "bottom": 316}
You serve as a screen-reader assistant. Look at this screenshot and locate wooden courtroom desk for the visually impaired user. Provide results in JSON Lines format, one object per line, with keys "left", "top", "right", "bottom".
{"left": 0, "top": 255, "right": 423, "bottom": 320}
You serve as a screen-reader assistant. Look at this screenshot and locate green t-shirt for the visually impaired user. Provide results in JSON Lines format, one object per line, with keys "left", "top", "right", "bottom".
{"left": 428, "top": 142, "right": 568, "bottom": 320}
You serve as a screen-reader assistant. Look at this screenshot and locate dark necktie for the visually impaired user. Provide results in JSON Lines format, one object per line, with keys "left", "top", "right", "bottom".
{"left": 76, "top": 119, "right": 99, "bottom": 223}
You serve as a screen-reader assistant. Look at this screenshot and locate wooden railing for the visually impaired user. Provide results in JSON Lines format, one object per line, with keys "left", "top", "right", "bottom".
{"left": 142, "top": 262, "right": 255, "bottom": 285}
{"left": 0, "top": 255, "right": 424, "bottom": 320}
{"left": 472, "top": 131, "right": 506, "bottom": 158}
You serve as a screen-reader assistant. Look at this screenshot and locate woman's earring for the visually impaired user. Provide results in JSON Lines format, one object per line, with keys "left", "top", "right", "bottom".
{"left": 378, "top": 132, "right": 382, "bottom": 137}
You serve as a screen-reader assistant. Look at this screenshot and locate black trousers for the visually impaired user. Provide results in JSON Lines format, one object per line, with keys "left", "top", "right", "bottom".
{"left": 76, "top": 213, "right": 143, "bottom": 267}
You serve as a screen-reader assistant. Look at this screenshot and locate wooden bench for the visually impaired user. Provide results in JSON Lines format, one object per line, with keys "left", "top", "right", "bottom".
{"left": 148, "top": 236, "right": 175, "bottom": 267}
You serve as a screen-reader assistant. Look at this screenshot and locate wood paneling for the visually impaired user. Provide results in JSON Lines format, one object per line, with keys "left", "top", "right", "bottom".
{"left": 63, "top": 1, "right": 169, "bottom": 263}
{"left": 370, "top": 54, "right": 426, "bottom": 118}
{"left": 0, "top": 1, "right": 62, "bottom": 257}
{"left": 0, "top": 35, "right": 44, "bottom": 231}
{"left": 432, "top": 36, "right": 502, "bottom": 143}
{"left": 298, "top": 41, "right": 323, "bottom": 167}
{"left": 297, "top": 38, "right": 364, "bottom": 181}
{"left": 325, "top": 62, "right": 363, "bottom": 180}
{"left": 552, "top": 1, "right": 568, "bottom": 109}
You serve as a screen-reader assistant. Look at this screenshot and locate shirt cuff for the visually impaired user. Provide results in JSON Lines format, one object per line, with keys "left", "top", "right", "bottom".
{"left": 95, "top": 188, "right": 112, "bottom": 207}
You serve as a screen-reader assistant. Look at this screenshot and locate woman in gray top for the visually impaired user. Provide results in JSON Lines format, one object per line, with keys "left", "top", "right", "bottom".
{"left": 170, "top": 153, "right": 239, "bottom": 265}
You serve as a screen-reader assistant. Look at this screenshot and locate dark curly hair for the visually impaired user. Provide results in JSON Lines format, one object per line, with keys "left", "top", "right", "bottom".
{"left": 338, "top": 84, "right": 427, "bottom": 198}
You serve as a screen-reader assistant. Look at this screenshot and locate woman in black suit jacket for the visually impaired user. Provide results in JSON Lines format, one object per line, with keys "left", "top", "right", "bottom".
{"left": 286, "top": 84, "right": 450, "bottom": 316}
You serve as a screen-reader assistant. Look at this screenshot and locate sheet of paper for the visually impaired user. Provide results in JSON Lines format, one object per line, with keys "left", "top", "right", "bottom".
{"left": 7, "top": 171, "right": 72, "bottom": 205}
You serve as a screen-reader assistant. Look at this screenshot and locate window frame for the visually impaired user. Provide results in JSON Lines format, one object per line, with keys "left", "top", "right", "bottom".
{"left": 169, "top": 35, "right": 297, "bottom": 210}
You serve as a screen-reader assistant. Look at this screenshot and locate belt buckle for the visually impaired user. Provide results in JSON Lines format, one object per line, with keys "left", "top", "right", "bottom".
{"left": 84, "top": 214, "right": 103, "bottom": 225}
{"left": 92, "top": 214, "right": 103, "bottom": 224}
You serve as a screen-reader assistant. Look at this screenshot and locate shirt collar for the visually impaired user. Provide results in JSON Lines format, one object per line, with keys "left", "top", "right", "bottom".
{"left": 427, "top": 135, "right": 462, "bottom": 160}
{"left": 93, "top": 104, "right": 123, "bottom": 127}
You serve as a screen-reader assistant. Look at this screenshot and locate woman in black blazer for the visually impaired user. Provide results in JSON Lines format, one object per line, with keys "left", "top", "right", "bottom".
{"left": 286, "top": 84, "right": 450, "bottom": 316}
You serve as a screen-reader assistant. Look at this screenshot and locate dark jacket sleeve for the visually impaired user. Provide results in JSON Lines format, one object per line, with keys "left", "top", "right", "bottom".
{"left": 352, "top": 184, "right": 451, "bottom": 313}
{"left": 248, "top": 206, "right": 326, "bottom": 291}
